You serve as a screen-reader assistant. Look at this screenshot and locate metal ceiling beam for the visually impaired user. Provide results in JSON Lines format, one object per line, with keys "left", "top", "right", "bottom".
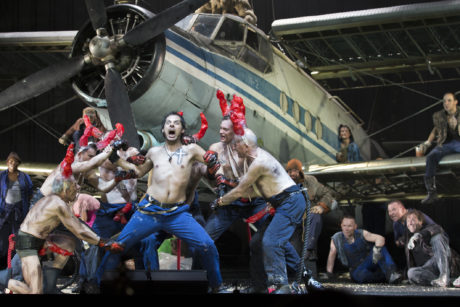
{"left": 310, "top": 55, "right": 460, "bottom": 80}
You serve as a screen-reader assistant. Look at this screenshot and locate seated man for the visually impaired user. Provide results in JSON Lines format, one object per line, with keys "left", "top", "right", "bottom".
{"left": 405, "top": 209, "right": 460, "bottom": 287}
{"left": 326, "top": 215, "right": 402, "bottom": 284}
{"left": 387, "top": 199, "right": 436, "bottom": 248}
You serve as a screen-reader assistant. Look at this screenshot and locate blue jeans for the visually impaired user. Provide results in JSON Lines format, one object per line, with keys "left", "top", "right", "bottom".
{"left": 79, "top": 202, "right": 134, "bottom": 282}
{"left": 205, "top": 198, "right": 268, "bottom": 241}
{"left": 350, "top": 246, "right": 397, "bottom": 283}
{"left": 191, "top": 198, "right": 267, "bottom": 270}
{"left": 96, "top": 202, "right": 222, "bottom": 288}
{"left": 263, "top": 190, "right": 306, "bottom": 286}
{"left": 249, "top": 217, "right": 300, "bottom": 290}
{"left": 425, "top": 140, "right": 460, "bottom": 177}
{"left": 139, "top": 231, "right": 171, "bottom": 271}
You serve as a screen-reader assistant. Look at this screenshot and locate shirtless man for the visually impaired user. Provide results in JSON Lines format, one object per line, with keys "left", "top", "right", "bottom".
{"left": 76, "top": 146, "right": 142, "bottom": 293}
{"left": 6, "top": 172, "right": 112, "bottom": 294}
{"left": 97, "top": 112, "right": 223, "bottom": 291}
{"left": 212, "top": 128, "right": 306, "bottom": 294}
{"left": 31, "top": 142, "right": 126, "bottom": 206}
{"left": 205, "top": 115, "right": 267, "bottom": 243}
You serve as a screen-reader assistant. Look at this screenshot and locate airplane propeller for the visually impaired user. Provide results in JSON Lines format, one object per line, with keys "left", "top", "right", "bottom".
{"left": 85, "top": 0, "right": 108, "bottom": 32}
{"left": 122, "top": 0, "right": 209, "bottom": 47}
{"left": 0, "top": 0, "right": 210, "bottom": 149}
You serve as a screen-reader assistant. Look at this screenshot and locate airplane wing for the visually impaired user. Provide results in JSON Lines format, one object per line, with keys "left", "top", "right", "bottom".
{"left": 304, "top": 153, "right": 460, "bottom": 204}
{"left": 271, "top": 0, "right": 460, "bottom": 92}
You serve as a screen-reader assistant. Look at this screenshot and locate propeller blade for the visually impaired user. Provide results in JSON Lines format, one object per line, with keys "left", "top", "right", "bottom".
{"left": 0, "top": 55, "right": 85, "bottom": 112}
{"left": 123, "top": 0, "right": 209, "bottom": 46}
{"left": 104, "top": 68, "right": 140, "bottom": 149}
{"left": 85, "top": 0, "right": 108, "bottom": 31}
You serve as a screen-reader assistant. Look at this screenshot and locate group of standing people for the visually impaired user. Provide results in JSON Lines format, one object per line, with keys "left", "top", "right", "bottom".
{"left": 2, "top": 90, "right": 460, "bottom": 294}
{"left": 0, "top": 89, "right": 323, "bottom": 295}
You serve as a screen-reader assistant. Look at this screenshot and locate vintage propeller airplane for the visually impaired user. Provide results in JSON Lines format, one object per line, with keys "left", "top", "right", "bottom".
{"left": 1, "top": 0, "right": 460, "bottom": 206}
{"left": 3, "top": 1, "right": 460, "bottom": 294}
{"left": 0, "top": 0, "right": 371, "bottom": 198}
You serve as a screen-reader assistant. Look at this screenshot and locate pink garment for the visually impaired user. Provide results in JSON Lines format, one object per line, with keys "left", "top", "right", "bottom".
{"left": 73, "top": 193, "right": 100, "bottom": 227}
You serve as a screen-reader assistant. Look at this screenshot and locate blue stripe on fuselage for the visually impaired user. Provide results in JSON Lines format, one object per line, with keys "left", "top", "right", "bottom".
{"left": 165, "top": 30, "right": 337, "bottom": 160}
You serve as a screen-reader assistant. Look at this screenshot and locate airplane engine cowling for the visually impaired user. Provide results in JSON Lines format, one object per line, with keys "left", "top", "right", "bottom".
{"left": 70, "top": 4, "right": 166, "bottom": 108}
{"left": 137, "top": 130, "right": 161, "bottom": 153}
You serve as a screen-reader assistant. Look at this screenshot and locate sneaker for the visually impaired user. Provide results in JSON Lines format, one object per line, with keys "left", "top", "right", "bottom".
{"left": 306, "top": 276, "right": 324, "bottom": 290}
{"left": 453, "top": 276, "right": 460, "bottom": 288}
{"left": 431, "top": 277, "right": 448, "bottom": 287}
{"left": 389, "top": 272, "right": 403, "bottom": 284}
{"left": 208, "top": 286, "right": 233, "bottom": 294}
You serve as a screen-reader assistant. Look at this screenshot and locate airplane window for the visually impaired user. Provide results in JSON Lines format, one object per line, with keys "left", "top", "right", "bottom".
{"left": 315, "top": 118, "right": 323, "bottom": 140}
{"left": 238, "top": 27, "right": 272, "bottom": 73}
{"left": 258, "top": 35, "right": 273, "bottom": 64}
{"left": 215, "top": 18, "right": 245, "bottom": 42}
{"left": 246, "top": 29, "right": 259, "bottom": 51}
{"left": 280, "top": 92, "right": 288, "bottom": 113}
{"left": 304, "top": 110, "right": 312, "bottom": 131}
{"left": 175, "top": 15, "right": 194, "bottom": 31}
{"left": 239, "top": 47, "right": 271, "bottom": 73}
{"left": 293, "top": 101, "right": 300, "bottom": 122}
{"left": 191, "top": 15, "right": 220, "bottom": 38}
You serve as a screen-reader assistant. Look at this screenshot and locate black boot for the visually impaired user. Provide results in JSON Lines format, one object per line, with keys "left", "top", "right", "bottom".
{"left": 421, "top": 176, "right": 438, "bottom": 205}
{"left": 42, "top": 266, "right": 62, "bottom": 294}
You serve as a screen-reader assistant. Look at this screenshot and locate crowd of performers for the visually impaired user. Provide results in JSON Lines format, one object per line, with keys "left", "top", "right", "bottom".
{"left": 1, "top": 89, "right": 460, "bottom": 295}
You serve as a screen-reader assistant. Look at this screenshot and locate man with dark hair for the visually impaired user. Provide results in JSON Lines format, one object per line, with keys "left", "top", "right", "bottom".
{"left": 387, "top": 199, "right": 436, "bottom": 248}
{"left": 417, "top": 92, "right": 460, "bottom": 204}
{"left": 326, "top": 215, "right": 401, "bottom": 284}
{"left": 0, "top": 152, "right": 33, "bottom": 269}
{"left": 98, "top": 111, "right": 224, "bottom": 292}
{"left": 405, "top": 209, "right": 460, "bottom": 287}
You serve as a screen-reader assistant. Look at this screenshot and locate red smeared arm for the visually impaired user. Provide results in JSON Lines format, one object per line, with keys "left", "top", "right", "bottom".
{"left": 96, "top": 123, "right": 125, "bottom": 150}
{"left": 192, "top": 112, "right": 208, "bottom": 141}
{"left": 217, "top": 89, "right": 229, "bottom": 117}
{"left": 60, "top": 143, "right": 75, "bottom": 178}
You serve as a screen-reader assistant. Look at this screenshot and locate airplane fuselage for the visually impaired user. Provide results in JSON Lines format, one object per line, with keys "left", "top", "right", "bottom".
{"left": 76, "top": 9, "right": 370, "bottom": 166}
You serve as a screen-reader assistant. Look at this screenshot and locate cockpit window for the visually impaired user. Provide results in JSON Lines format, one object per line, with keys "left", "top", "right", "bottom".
{"left": 215, "top": 18, "right": 245, "bottom": 42}
{"left": 187, "top": 14, "right": 273, "bottom": 74}
{"left": 175, "top": 15, "right": 194, "bottom": 31}
{"left": 190, "top": 15, "right": 220, "bottom": 38}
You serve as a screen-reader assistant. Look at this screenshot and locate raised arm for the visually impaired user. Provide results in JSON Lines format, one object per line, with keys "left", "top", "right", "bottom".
{"left": 116, "top": 154, "right": 153, "bottom": 178}
{"left": 72, "top": 146, "right": 113, "bottom": 174}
